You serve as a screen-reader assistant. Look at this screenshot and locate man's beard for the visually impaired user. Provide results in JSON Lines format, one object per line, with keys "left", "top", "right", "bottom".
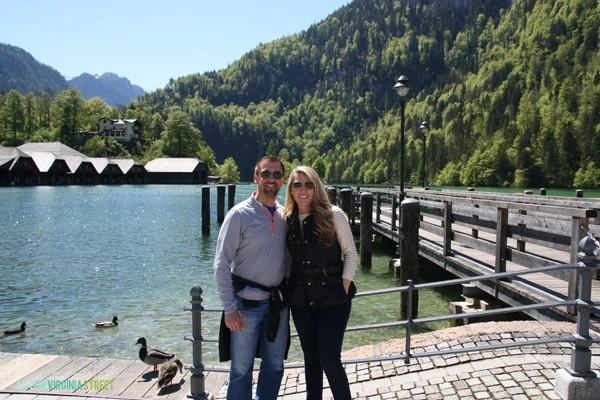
{"left": 262, "top": 186, "right": 279, "bottom": 198}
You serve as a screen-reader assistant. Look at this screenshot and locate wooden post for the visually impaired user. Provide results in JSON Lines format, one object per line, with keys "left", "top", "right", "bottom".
{"left": 360, "top": 192, "right": 373, "bottom": 269}
{"left": 375, "top": 192, "right": 381, "bottom": 223}
{"left": 568, "top": 216, "right": 589, "bottom": 314}
{"left": 202, "top": 186, "right": 210, "bottom": 235}
{"left": 350, "top": 190, "right": 357, "bottom": 225}
{"left": 391, "top": 194, "right": 398, "bottom": 231}
{"left": 443, "top": 201, "right": 452, "bottom": 256}
{"left": 472, "top": 204, "right": 479, "bottom": 239}
{"left": 326, "top": 186, "right": 337, "bottom": 205}
{"left": 227, "top": 184, "right": 236, "bottom": 210}
{"left": 217, "top": 185, "right": 225, "bottom": 223}
{"left": 340, "top": 188, "right": 353, "bottom": 221}
{"left": 495, "top": 207, "right": 508, "bottom": 274}
{"left": 400, "top": 198, "right": 420, "bottom": 319}
{"left": 517, "top": 208, "right": 526, "bottom": 252}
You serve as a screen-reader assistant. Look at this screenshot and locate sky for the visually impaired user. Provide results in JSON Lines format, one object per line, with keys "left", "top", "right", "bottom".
{"left": 1, "top": 0, "right": 350, "bottom": 92}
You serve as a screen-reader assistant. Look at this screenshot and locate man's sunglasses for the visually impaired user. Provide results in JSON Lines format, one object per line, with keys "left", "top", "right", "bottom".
{"left": 291, "top": 182, "right": 315, "bottom": 190}
{"left": 259, "top": 170, "right": 284, "bottom": 179}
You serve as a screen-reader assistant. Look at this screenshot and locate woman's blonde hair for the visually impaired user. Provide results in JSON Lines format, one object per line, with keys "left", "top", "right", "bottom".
{"left": 284, "top": 166, "right": 335, "bottom": 246}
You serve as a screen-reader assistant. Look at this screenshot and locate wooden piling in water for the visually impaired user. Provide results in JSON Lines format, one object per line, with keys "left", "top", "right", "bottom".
{"left": 400, "top": 198, "right": 420, "bottom": 319}
{"left": 228, "top": 184, "right": 236, "bottom": 210}
{"left": 202, "top": 186, "right": 210, "bottom": 235}
{"left": 360, "top": 192, "right": 373, "bottom": 269}
{"left": 339, "top": 188, "right": 353, "bottom": 222}
{"left": 217, "top": 185, "right": 225, "bottom": 223}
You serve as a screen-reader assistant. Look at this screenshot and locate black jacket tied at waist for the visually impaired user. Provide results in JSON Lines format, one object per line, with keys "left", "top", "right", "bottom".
{"left": 232, "top": 274, "right": 288, "bottom": 339}
{"left": 218, "top": 274, "right": 290, "bottom": 362}
{"left": 285, "top": 210, "right": 356, "bottom": 309}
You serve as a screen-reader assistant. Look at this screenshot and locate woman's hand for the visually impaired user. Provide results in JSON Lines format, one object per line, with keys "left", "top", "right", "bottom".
{"left": 343, "top": 279, "right": 352, "bottom": 294}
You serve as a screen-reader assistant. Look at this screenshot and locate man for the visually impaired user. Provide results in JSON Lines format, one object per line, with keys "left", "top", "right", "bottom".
{"left": 214, "top": 156, "right": 289, "bottom": 400}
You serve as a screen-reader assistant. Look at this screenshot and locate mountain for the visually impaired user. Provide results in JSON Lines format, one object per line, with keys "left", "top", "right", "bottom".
{"left": 67, "top": 72, "right": 145, "bottom": 107}
{"left": 0, "top": 43, "right": 69, "bottom": 94}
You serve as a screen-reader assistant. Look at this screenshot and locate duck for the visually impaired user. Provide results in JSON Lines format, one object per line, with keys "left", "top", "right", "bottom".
{"left": 157, "top": 359, "right": 184, "bottom": 388}
{"left": 4, "top": 321, "right": 27, "bottom": 335}
{"left": 93, "top": 316, "right": 119, "bottom": 328}
{"left": 135, "top": 337, "right": 175, "bottom": 372}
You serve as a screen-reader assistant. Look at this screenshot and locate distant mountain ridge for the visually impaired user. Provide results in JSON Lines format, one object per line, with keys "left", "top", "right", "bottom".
{"left": 0, "top": 43, "right": 145, "bottom": 107}
{"left": 67, "top": 72, "right": 146, "bottom": 107}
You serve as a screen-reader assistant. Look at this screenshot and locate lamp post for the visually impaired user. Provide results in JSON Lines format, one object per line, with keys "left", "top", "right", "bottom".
{"left": 393, "top": 75, "right": 411, "bottom": 195}
{"left": 419, "top": 121, "right": 429, "bottom": 188}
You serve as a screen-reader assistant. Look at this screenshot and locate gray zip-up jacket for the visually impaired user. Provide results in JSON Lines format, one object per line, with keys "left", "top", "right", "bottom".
{"left": 213, "top": 193, "right": 286, "bottom": 314}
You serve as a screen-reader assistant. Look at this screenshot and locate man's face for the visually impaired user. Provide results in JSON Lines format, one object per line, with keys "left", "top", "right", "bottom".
{"left": 254, "top": 161, "right": 285, "bottom": 199}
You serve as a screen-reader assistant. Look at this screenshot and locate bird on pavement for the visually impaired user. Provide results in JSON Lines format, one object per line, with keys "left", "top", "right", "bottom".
{"left": 93, "top": 316, "right": 119, "bottom": 328}
{"left": 4, "top": 321, "right": 28, "bottom": 335}
{"left": 157, "top": 359, "right": 184, "bottom": 388}
{"left": 135, "top": 337, "right": 175, "bottom": 372}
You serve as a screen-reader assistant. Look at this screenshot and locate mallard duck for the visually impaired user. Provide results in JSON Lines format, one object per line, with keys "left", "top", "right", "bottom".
{"left": 4, "top": 321, "right": 27, "bottom": 335}
{"left": 135, "top": 337, "right": 174, "bottom": 372}
{"left": 93, "top": 316, "right": 119, "bottom": 328}
{"left": 157, "top": 359, "right": 183, "bottom": 388}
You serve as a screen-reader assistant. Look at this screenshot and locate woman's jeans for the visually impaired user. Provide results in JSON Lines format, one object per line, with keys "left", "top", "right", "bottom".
{"left": 228, "top": 297, "right": 289, "bottom": 400}
{"left": 291, "top": 301, "right": 352, "bottom": 400}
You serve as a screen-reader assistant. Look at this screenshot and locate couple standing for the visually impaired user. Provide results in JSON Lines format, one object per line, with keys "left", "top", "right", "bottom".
{"left": 213, "top": 156, "right": 358, "bottom": 400}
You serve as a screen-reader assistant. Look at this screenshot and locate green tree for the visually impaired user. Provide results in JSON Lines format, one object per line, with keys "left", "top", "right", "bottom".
{"left": 219, "top": 157, "right": 241, "bottom": 183}
{"left": 5, "top": 90, "right": 25, "bottom": 144}
{"left": 149, "top": 112, "right": 165, "bottom": 140}
{"left": 53, "top": 89, "right": 85, "bottom": 149}
{"left": 312, "top": 157, "right": 327, "bottom": 181}
{"left": 161, "top": 110, "right": 202, "bottom": 157}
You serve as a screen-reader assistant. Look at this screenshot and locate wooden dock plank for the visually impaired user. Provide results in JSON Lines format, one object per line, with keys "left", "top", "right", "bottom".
{"left": 79, "top": 358, "right": 130, "bottom": 395}
{"left": 41, "top": 357, "right": 97, "bottom": 392}
{"left": 109, "top": 360, "right": 155, "bottom": 398}
{"left": 0, "top": 353, "right": 20, "bottom": 366}
{"left": 0, "top": 353, "right": 197, "bottom": 400}
{"left": 4, "top": 356, "right": 74, "bottom": 391}
{"left": 0, "top": 354, "right": 58, "bottom": 390}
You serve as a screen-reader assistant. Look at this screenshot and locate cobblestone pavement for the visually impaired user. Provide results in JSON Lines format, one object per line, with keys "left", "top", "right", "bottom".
{"left": 212, "top": 321, "right": 600, "bottom": 400}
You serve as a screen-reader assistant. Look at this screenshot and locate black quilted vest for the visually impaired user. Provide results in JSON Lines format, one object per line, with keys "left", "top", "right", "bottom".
{"left": 285, "top": 209, "right": 348, "bottom": 309}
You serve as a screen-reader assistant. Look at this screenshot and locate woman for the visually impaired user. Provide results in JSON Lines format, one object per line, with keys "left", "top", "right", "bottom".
{"left": 284, "top": 166, "right": 358, "bottom": 400}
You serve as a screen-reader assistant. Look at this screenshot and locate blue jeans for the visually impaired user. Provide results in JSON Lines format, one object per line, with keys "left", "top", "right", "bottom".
{"left": 228, "top": 296, "right": 289, "bottom": 400}
{"left": 291, "top": 301, "right": 352, "bottom": 400}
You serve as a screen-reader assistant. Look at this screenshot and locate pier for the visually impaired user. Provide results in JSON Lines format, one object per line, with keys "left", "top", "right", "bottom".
{"left": 340, "top": 187, "right": 600, "bottom": 330}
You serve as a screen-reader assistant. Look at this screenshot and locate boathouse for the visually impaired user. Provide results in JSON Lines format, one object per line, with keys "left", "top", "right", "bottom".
{"left": 0, "top": 142, "right": 209, "bottom": 186}
{"left": 144, "top": 157, "right": 208, "bottom": 184}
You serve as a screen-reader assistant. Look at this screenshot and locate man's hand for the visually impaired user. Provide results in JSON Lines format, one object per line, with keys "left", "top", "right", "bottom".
{"left": 225, "top": 310, "right": 243, "bottom": 332}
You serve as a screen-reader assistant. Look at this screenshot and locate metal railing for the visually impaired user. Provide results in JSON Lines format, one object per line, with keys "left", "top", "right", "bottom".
{"left": 184, "top": 236, "right": 600, "bottom": 400}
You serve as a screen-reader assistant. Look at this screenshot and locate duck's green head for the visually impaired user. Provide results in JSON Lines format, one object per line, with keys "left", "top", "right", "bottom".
{"left": 135, "top": 337, "right": 147, "bottom": 346}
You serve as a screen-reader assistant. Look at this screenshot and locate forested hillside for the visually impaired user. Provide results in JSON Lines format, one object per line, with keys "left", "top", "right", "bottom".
{"left": 0, "top": 43, "right": 68, "bottom": 94}
{"left": 2, "top": 0, "right": 600, "bottom": 188}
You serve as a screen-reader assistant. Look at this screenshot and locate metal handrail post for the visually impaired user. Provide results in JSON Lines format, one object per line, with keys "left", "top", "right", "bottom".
{"left": 567, "top": 236, "right": 598, "bottom": 377}
{"left": 188, "top": 285, "right": 209, "bottom": 399}
{"left": 404, "top": 279, "right": 414, "bottom": 364}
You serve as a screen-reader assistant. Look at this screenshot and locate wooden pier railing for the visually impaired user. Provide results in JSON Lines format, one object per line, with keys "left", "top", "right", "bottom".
{"left": 333, "top": 186, "right": 600, "bottom": 323}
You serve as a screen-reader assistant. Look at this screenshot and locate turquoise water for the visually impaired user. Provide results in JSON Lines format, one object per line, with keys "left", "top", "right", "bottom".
{"left": 0, "top": 185, "right": 459, "bottom": 365}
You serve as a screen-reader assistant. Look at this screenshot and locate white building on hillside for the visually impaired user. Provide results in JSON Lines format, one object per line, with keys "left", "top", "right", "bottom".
{"left": 98, "top": 118, "right": 143, "bottom": 143}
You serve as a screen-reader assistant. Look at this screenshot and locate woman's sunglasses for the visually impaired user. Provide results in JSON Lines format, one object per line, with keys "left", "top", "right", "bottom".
{"left": 291, "top": 182, "right": 315, "bottom": 190}
{"left": 259, "top": 170, "right": 284, "bottom": 179}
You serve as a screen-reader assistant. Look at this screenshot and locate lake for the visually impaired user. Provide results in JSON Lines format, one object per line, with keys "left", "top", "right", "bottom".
{"left": 0, "top": 184, "right": 460, "bottom": 365}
